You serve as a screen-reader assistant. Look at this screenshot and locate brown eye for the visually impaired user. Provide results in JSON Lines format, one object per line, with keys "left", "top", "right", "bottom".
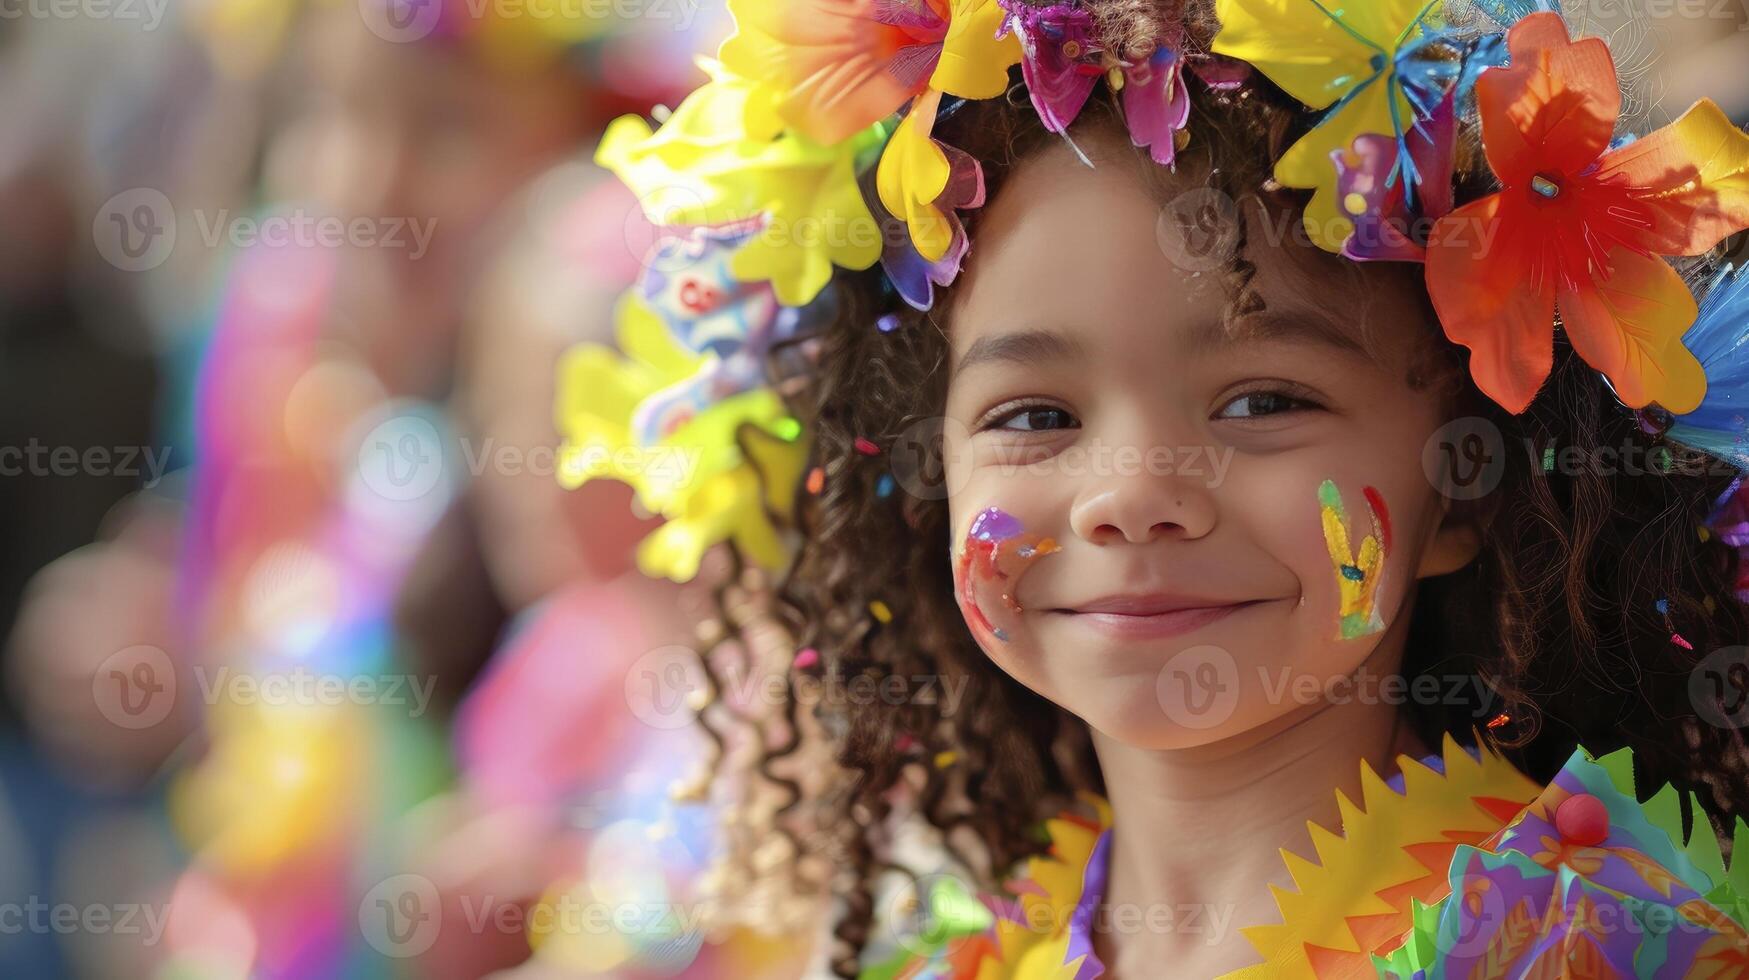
{"left": 994, "top": 406, "right": 1078, "bottom": 432}
{"left": 1215, "top": 391, "right": 1311, "bottom": 420}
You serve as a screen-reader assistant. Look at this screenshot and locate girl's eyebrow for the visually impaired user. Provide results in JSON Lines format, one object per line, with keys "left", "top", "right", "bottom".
{"left": 953, "top": 328, "right": 1087, "bottom": 376}
{"left": 1191, "top": 308, "right": 1369, "bottom": 357}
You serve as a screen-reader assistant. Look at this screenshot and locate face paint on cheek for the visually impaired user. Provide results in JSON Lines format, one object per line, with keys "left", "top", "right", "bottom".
{"left": 953, "top": 506, "right": 1060, "bottom": 644}
{"left": 1317, "top": 480, "right": 1393, "bottom": 640}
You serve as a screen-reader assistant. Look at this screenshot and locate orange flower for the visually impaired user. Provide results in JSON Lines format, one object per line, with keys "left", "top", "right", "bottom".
{"left": 1425, "top": 12, "right": 1749, "bottom": 414}
{"left": 1530, "top": 834, "right": 1606, "bottom": 875}
{"left": 719, "top": 0, "right": 1018, "bottom": 144}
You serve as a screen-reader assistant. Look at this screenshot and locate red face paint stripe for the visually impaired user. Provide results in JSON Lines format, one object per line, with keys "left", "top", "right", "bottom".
{"left": 1363, "top": 486, "right": 1392, "bottom": 554}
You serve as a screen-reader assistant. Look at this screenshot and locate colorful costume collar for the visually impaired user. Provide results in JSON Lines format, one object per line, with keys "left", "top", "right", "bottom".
{"left": 865, "top": 736, "right": 1749, "bottom": 978}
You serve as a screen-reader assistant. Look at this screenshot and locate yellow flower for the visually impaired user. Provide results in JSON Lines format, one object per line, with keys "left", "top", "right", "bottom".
{"left": 719, "top": 0, "right": 1018, "bottom": 145}
{"left": 1211, "top": 0, "right": 1439, "bottom": 251}
{"left": 596, "top": 62, "right": 883, "bottom": 307}
{"left": 877, "top": 90, "right": 957, "bottom": 261}
{"left": 556, "top": 291, "right": 807, "bottom": 582}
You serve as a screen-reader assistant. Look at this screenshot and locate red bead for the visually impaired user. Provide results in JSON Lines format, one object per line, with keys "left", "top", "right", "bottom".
{"left": 1554, "top": 793, "right": 1609, "bottom": 846}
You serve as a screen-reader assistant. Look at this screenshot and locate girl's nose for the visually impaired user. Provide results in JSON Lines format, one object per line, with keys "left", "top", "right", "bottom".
{"left": 1068, "top": 465, "right": 1218, "bottom": 545}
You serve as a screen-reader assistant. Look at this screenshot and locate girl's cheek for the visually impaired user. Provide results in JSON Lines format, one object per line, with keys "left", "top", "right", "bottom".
{"left": 950, "top": 503, "right": 1060, "bottom": 651}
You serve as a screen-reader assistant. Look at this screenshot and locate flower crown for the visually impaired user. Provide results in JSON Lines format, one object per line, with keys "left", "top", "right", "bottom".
{"left": 563, "top": 0, "right": 1749, "bottom": 582}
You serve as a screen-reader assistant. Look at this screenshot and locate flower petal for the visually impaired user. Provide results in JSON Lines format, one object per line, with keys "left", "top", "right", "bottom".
{"left": 1336, "top": 92, "right": 1456, "bottom": 262}
{"left": 719, "top": 0, "right": 929, "bottom": 143}
{"left": 1594, "top": 98, "right": 1749, "bottom": 257}
{"left": 877, "top": 89, "right": 955, "bottom": 262}
{"left": 599, "top": 74, "right": 885, "bottom": 307}
{"left": 1474, "top": 12, "right": 1618, "bottom": 187}
{"left": 1557, "top": 248, "right": 1706, "bottom": 412}
{"left": 879, "top": 138, "right": 981, "bottom": 309}
{"left": 1123, "top": 46, "right": 1191, "bottom": 167}
{"left": 1426, "top": 194, "right": 1558, "bottom": 413}
{"left": 1276, "top": 77, "right": 1402, "bottom": 251}
{"left": 1016, "top": 24, "right": 1099, "bottom": 132}
{"left": 1335, "top": 135, "right": 1422, "bottom": 262}
{"left": 1210, "top": 0, "right": 1395, "bottom": 109}
{"left": 929, "top": 0, "right": 1020, "bottom": 98}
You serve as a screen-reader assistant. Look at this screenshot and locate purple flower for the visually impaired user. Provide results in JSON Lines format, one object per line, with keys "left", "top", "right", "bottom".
{"left": 1123, "top": 44, "right": 1190, "bottom": 166}
{"left": 999, "top": 1, "right": 1104, "bottom": 132}
{"left": 1332, "top": 92, "right": 1457, "bottom": 263}
{"left": 879, "top": 141, "right": 985, "bottom": 311}
{"left": 998, "top": 2, "right": 1191, "bottom": 166}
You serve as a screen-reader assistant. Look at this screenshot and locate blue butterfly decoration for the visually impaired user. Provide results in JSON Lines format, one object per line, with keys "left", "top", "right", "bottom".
{"left": 1669, "top": 262, "right": 1749, "bottom": 470}
{"left": 1383, "top": 0, "right": 1556, "bottom": 207}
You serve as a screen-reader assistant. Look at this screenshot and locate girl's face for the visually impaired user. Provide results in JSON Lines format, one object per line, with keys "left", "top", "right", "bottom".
{"left": 942, "top": 133, "right": 1478, "bottom": 749}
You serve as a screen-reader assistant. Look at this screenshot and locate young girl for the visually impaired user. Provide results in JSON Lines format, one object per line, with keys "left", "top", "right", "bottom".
{"left": 570, "top": 0, "right": 1749, "bottom": 975}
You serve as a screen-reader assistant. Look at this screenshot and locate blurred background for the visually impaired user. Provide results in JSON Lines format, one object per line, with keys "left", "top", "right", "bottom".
{"left": 0, "top": 0, "right": 1746, "bottom": 977}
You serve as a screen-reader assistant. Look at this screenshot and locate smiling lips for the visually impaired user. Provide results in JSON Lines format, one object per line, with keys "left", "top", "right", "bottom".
{"left": 1049, "top": 594, "right": 1268, "bottom": 639}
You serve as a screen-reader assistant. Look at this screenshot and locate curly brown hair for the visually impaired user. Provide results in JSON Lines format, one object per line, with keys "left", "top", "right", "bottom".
{"left": 679, "top": 10, "right": 1749, "bottom": 975}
